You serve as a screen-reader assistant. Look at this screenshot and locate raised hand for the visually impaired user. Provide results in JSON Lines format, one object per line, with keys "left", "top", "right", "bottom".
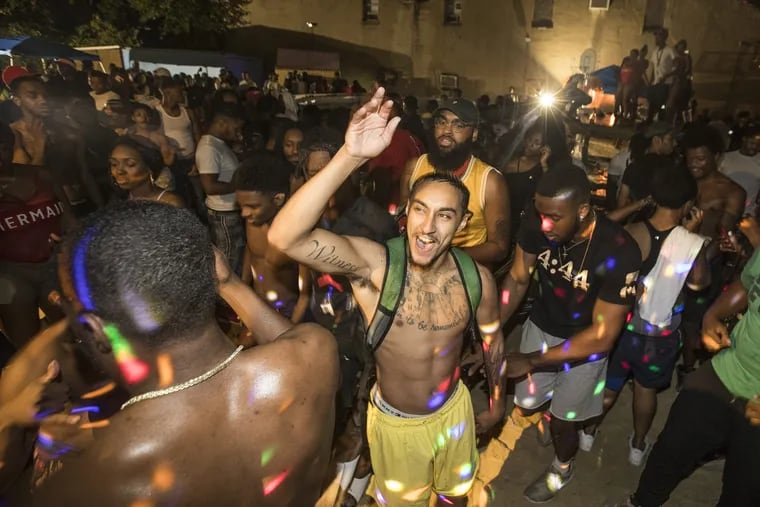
{"left": 344, "top": 87, "right": 400, "bottom": 160}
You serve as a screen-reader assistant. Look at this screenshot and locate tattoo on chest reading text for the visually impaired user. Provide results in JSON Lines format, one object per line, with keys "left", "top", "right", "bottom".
{"left": 394, "top": 272, "right": 468, "bottom": 331}
{"left": 307, "top": 240, "right": 361, "bottom": 273}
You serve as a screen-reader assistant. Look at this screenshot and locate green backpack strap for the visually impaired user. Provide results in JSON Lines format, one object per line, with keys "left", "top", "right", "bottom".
{"left": 366, "top": 236, "right": 407, "bottom": 351}
{"left": 451, "top": 247, "right": 482, "bottom": 341}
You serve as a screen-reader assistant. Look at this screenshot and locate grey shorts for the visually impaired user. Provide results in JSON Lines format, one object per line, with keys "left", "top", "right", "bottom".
{"left": 513, "top": 319, "right": 608, "bottom": 422}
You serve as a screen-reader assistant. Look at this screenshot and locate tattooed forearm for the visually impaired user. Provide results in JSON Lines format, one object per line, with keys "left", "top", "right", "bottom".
{"left": 306, "top": 240, "right": 360, "bottom": 273}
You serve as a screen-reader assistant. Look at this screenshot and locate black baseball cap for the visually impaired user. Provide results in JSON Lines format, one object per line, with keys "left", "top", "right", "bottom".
{"left": 434, "top": 98, "right": 479, "bottom": 125}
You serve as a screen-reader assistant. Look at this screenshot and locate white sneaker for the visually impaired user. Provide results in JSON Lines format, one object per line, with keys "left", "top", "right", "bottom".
{"left": 628, "top": 434, "right": 651, "bottom": 466}
{"left": 578, "top": 429, "right": 597, "bottom": 452}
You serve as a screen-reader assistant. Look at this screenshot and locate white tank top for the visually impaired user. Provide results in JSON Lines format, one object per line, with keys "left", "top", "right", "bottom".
{"left": 157, "top": 105, "right": 195, "bottom": 159}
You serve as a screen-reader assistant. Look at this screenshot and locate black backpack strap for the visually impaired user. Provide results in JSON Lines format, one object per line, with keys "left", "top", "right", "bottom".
{"left": 451, "top": 247, "right": 482, "bottom": 341}
{"left": 365, "top": 236, "right": 407, "bottom": 352}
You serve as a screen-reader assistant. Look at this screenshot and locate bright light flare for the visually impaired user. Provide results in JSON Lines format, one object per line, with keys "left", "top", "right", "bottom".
{"left": 538, "top": 92, "right": 556, "bottom": 108}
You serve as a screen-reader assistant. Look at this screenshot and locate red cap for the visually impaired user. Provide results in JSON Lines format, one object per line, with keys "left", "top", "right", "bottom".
{"left": 2, "top": 66, "right": 33, "bottom": 88}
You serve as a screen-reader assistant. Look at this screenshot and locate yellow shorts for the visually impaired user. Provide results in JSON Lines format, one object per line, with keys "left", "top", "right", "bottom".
{"left": 366, "top": 380, "right": 479, "bottom": 506}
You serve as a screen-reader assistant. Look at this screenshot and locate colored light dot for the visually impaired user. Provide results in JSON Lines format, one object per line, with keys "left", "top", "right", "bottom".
{"left": 384, "top": 480, "right": 403, "bottom": 492}
{"left": 648, "top": 365, "right": 661, "bottom": 373}
{"left": 606, "top": 257, "right": 616, "bottom": 270}
{"left": 265, "top": 290, "right": 278, "bottom": 301}
{"left": 501, "top": 289, "right": 510, "bottom": 305}
{"left": 262, "top": 470, "right": 289, "bottom": 496}
{"left": 547, "top": 472, "right": 564, "bottom": 492}
{"left": 541, "top": 342, "right": 549, "bottom": 354}
{"left": 457, "top": 462, "right": 473, "bottom": 479}
{"left": 597, "top": 314, "right": 604, "bottom": 323}
{"left": 428, "top": 391, "right": 446, "bottom": 411}
{"left": 642, "top": 355, "right": 650, "bottom": 363}
{"left": 553, "top": 287, "right": 566, "bottom": 298}
{"left": 573, "top": 312, "right": 581, "bottom": 320}
{"left": 621, "top": 361, "right": 631, "bottom": 370}
{"left": 566, "top": 411, "right": 577, "bottom": 420}
{"left": 120, "top": 359, "right": 150, "bottom": 384}
{"left": 563, "top": 362, "right": 571, "bottom": 372}
{"left": 437, "top": 433, "right": 446, "bottom": 449}
{"left": 593, "top": 380, "right": 606, "bottom": 396}
{"left": 261, "top": 447, "right": 274, "bottom": 467}
{"left": 448, "top": 422, "right": 466, "bottom": 440}
{"left": 626, "top": 324, "right": 635, "bottom": 331}
{"left": 589, "top": 353, "right": 600, "bottom": 362}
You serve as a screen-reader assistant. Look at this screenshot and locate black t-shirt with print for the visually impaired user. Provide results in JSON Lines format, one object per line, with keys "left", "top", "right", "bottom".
{"left": 518, "top": 210, "right": 641, "bottom": 338}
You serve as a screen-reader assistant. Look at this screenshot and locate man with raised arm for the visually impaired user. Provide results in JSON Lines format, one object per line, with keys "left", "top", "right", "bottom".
{"left": 269, "top": 89, "right": 506, "bottom": 506}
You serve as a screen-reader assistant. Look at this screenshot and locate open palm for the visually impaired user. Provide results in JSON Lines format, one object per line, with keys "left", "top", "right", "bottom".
{"left": 344, "top": 87, "right": 401, "bottom": 159}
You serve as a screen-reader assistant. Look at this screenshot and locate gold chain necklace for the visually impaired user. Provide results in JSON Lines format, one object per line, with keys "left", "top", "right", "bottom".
{"left": 121, "top": 345, "right": 244, "bottom": 410}
{"left": 560, "top": 211, "right": 597, "bottom": 276}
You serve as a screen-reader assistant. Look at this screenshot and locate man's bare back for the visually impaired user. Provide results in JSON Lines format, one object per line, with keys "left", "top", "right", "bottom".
{"left": 34, "top": 324, "right": 338, "bottom": 507}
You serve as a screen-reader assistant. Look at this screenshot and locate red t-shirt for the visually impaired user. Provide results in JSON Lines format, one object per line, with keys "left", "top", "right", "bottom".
{"left": 369, "top": 128, "right": 425, "bottom": 205}
{"left": 0, "top": 172, "right": 63, "bottom": 263}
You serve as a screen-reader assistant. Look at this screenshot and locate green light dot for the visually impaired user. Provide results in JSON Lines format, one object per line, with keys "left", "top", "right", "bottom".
{"left": 261, "top": 447, "right": 275, "bottom": 467}
{"left": 648, "top": 365, "right": 661, "bottom": 373}
{"left": 594, "top": 380, "right": 606, "bottom": 396}
{"left": 566, "top": 411, "right": 577, "bottom": 420}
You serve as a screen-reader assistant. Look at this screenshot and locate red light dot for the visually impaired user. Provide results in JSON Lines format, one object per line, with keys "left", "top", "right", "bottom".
{"left": 120, "top": 359, "right": 149, "bottom": 384}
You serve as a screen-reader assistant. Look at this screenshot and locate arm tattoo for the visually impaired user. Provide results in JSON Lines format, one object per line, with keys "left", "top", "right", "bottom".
{"left": 306, "top": 240, "right": 361, "bottom": 273}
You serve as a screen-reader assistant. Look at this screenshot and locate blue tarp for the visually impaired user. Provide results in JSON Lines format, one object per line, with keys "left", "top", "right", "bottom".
{"left": 590, "top": 65, "right": 620, "bottom": 95}
{"left": 0, "top": 37, "right": 99, "bottom": 60}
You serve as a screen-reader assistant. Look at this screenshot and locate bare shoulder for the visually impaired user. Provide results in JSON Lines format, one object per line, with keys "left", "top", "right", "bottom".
{"left": 241, "top": 323, "right": 339, "bottom": 389}
{"left": 160, "top": 191, "right": 185, "bottom": 208}
{"left": 624, "top": 221, "right": 647, "bottom": 241}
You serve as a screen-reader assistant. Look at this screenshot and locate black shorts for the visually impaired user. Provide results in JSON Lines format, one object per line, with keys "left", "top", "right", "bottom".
{"left": 682, "top": 256, "right": 730, "bottom": 325}
{"left": 606, "top": 329, "right": 681, "bottom": 391}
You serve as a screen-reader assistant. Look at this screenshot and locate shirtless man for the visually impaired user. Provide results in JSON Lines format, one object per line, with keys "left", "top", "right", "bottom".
{"left": 269, "top": 89, "right": 506, "bottom": 506}
{"left": 9, "top": 75, "right": 49, "bottom": 166}
{"left": 32, "top": 201, "right": 339, "bottom": 506}
{"left": 399, "top": 99, "right": 510, "bottom": 267}
{"left": 235, "top": 151, "right": 311, "bottom": 323}
{"left": 679, "top": 125, "right": 747, "bottom": 384}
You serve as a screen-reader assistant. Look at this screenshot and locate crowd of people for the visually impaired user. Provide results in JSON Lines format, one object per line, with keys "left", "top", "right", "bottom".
{"left": 614, "top": 28, "right": 694, "bottom": 124}
{"left": 0, "top": 26, "right": 759, "bottom": 507}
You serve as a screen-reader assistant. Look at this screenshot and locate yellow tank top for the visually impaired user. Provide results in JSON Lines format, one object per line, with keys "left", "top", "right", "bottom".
{"left": 409, "top": 155, "right": 497, "bottom": 248}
